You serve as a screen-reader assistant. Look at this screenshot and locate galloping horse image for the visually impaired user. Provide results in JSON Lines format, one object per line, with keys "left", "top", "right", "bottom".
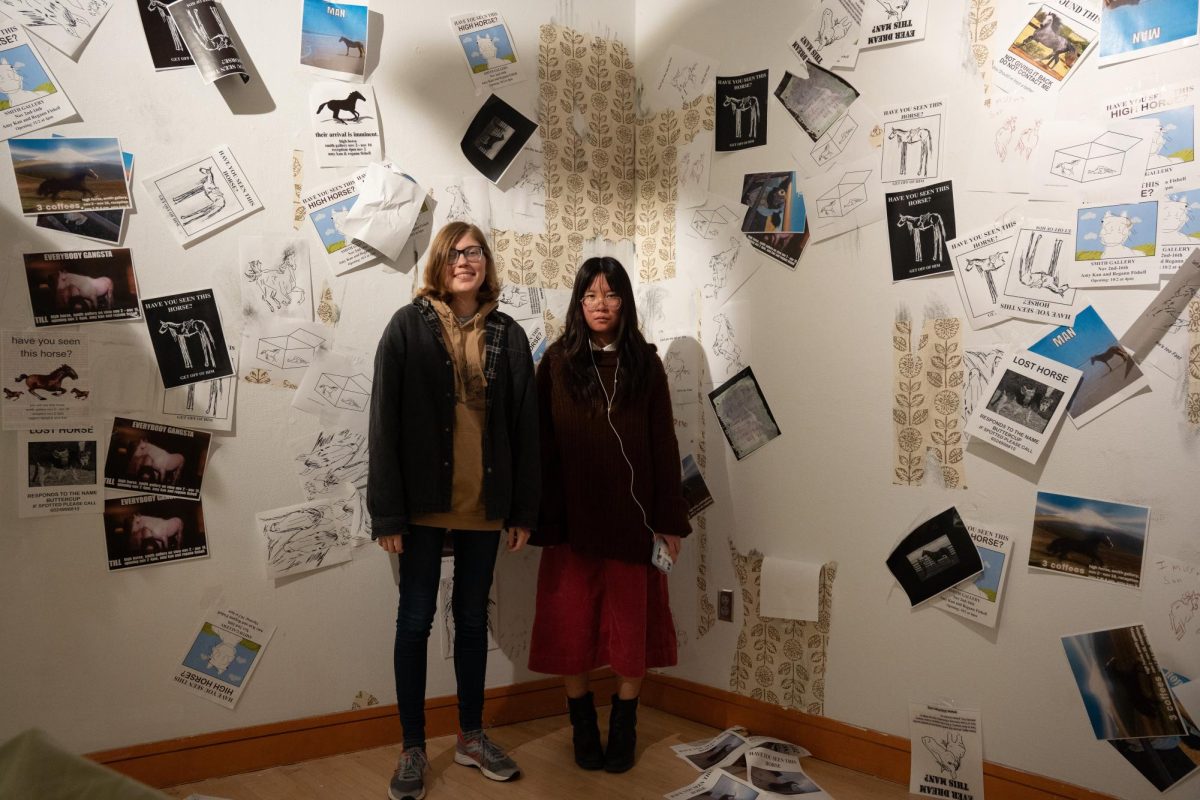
{"left": 37, "top": 169, "right": 99, "bottom": 200}
{"left": 316, "top": 90, "right": 367, "bottom": 123}
{"left": 15, "top": 364, "right": 78, "bottom": 399}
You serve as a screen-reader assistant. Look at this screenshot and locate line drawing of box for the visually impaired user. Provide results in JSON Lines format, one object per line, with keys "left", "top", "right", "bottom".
{"left": 257, "top": 328, "right": 326, "bottom": 368}
{"left": 691, "top": 205, "right": 737, "bottom": 239}
{"left": 812, "top": 113, "right": 859, "bottom": 166}
{"left": 1051, "top": 131, "right": 1142, "bottom": 183}
{"left": 816, "top": 170, "right": 871, "bottom": 218}
{"left": 315, "top": 372, "right": 371, "bottom": 411}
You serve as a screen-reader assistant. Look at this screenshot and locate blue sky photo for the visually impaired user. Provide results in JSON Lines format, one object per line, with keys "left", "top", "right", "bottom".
{"left": 181, "top": 625, "right": 258, "bottom": 687}
{"left": 301, "top": 0, "right": 368, "bottom": 38}
{"left": 1035, "top": 491, "right": 1150, "bottom": 543}
{"left": 1100, "top": 0, "right": 1198, "bottom": 58}
{"left": 1076, "top": 201, "right": 1158, "bottom": 254}
{"left": 0, "top": 44, "right": 52, "bottom": 98}
{"left": 1137, "top": 105, "right": 1195, "bottom": 160}
{"left": 309, "top": 195, "right": 359, "bottom": 250}
{"left": 459, "top": 24, "right": 514, "bottom": 69}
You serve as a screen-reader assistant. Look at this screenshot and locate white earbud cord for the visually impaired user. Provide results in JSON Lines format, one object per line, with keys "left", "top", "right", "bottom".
{"left": 590, "top": 346, "right": 655, "bottom": 538}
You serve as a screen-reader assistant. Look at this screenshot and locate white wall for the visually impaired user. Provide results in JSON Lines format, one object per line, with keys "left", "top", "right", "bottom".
{"left": 0, "top": 0, "right": 633, "bottom": 755}
{"left": 638, "top": 3, "right": 1200, "bottom": 799}
{"left": 3, "top": 3, "right": 1198, "bottom": 798}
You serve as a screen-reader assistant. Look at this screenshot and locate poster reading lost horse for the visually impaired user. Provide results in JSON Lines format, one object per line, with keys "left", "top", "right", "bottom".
{"left": 142, "top": 289, "right": 234, "bottom": 388}
{"left": 1, "top": 330, "right": 91, "bottom": 430}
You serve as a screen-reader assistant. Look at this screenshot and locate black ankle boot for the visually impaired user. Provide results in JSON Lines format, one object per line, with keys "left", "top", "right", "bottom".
{"left": 604, "top": 694, "right": 638, "bottom": 773}
{"left": 567, "top": 692, "right": 604, "bottom": 770}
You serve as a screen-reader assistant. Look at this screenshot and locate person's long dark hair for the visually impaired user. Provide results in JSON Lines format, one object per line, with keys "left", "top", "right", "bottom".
{"left": 557, "top": 257, "right": 654, "bottom": 408}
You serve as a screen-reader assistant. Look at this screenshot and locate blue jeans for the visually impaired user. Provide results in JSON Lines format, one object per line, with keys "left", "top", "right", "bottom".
{"left": 394, "top": 526, "right": 500, "bottom": 749}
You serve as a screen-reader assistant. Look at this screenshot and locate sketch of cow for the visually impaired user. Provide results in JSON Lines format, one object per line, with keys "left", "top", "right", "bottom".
{"left": 244, "top": 245, "right": 305, "bottom": 312}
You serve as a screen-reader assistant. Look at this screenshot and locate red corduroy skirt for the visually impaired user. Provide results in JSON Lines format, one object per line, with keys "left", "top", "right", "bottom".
{"left": 528, "top": 544, "right": 678, "bottom": 678}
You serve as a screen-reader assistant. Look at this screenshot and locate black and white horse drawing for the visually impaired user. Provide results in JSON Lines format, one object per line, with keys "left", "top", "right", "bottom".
{"left": 316, "top": 90, "right": 366, "bottom": 123}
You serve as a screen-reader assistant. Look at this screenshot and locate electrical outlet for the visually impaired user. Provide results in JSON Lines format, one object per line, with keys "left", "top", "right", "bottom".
{"left": 718, "top": 589, "right": 734, "bottom": 621}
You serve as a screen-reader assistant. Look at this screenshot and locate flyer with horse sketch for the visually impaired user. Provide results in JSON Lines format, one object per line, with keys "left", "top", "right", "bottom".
{"left": 142, "top": 289, "right": 234, "bottom": 388}
{"left": 103, "top": 495, "right": 208, "bottom": 570}
{"left": 174, "top": 602, "right": 275, "bottom": 709}
{"left": 17, "top": 425, "right": 101, "bottom": 518}
{"left": 167, "top": 0, "right": 248, "bottom": 84}
{"left": 142, "top": 146, "right": 262, "bottom": 246}
{"left": 1, "top": 330, "right": 91, "bottom": 430}
{"left": 103, "top": 417, "right": 210, "bottom": 499}
{"left": 22, "top": 248, "right": 140, "bottom": 327}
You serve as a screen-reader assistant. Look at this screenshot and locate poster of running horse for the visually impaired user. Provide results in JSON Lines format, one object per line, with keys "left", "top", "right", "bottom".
{"left": 1, "top": 330, "right": 91, "bottom": 431}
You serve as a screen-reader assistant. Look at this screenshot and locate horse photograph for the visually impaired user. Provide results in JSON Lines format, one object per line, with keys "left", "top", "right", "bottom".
{"left": 983, "top": 369, "right": 1061, "bottom": 433}
{"left": 104, "top": 416, "right": 211, "bottom": 499}
{"left": 102, "top": 495, "right": 208, "bottom": 570}
{"left": 1029, "top": 491, "right": 1149, "bottom": 587}
{"left": 9, "top": 135, "right": 131, "bottom": 214}
{"left": 26, "top": 440, "right": 96, "bottom": 487}
{"left": 886, "top": 507, "right": 982, "bottom": 606}
{"left": 23, "top": 248, "right": 140, "bottom": 326}
{"left": 1008, "top": 8, "right": 1092, "bottom": 81}
{"left": 1028, "top": 306, "right": 1146, "bottom": 426}
{"left": 299, "top": 0, "right": 368, "bottom": 79}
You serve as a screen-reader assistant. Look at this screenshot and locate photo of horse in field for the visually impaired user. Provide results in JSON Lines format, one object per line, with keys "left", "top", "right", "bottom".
{"left": 1029, "top": 491, "right": 1148, "bottom": 587}
{"left": 9, "top": 136, "right": 131, "bottom": 215}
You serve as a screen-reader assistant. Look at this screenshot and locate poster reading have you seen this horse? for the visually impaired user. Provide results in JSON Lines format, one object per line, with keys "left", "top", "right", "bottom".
{"left": 142, "top": 289, "right": 234, "bottom": 389}
{"left": 1, "top": 331, "right": 91, "bottom": 430}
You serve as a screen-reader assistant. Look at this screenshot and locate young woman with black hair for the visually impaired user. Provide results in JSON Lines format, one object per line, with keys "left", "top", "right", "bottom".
{"left": 369, "top": 222, "right": 539, "bottom": 800}
{"left": 528, "top": 256, "right": 691, "bottom": 774}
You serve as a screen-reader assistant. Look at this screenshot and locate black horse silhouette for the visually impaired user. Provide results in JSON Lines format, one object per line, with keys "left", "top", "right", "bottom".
{"left": 1047, "top": 535, "right": 1113, "bottom": 566}
{"left": 316, "top": 91, "right": 366, "bottom": 123}
{"left": 37, "top": 169, "right": 100, "bottom": 200}
{"left": 339, "top": 35, "right": 364, "bottom": 57}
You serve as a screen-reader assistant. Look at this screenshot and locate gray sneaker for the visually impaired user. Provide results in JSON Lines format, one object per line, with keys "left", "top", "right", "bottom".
{"left": 454, "top": 729, "right": 521, "bottom": 781}
{"left": 388, "top": 747, "right": 428, "bottom": 800}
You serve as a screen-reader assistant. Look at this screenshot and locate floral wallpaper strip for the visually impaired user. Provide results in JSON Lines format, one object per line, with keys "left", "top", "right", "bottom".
{"left": 527, "top": 24, "right": 635, "bottom": 291}
{"left": 635, "top": 95, "right": 715, "bottom": 284}
{"left": 729, "top": 541, "right": 835, "bottom": 715}
{"left": 1188, "top": 299, "right": 1200, "bottom": 424}
{"left": 967, "top": 0, "right": 1000, "bottom": 96}
{"left": 893, "top": 313, "right": 967, "bottom": 488}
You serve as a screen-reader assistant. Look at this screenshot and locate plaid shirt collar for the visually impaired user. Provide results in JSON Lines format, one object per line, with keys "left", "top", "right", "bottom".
{"left": 416, "top": 296, "right": 505, "bottom": 406}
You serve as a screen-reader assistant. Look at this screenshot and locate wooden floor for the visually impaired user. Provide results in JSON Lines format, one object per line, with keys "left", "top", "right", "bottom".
{"left": 164, "top": 707, "right": 906, "bottom": 799}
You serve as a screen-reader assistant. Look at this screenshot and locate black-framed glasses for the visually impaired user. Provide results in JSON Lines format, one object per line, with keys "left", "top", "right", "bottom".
{"left": 448, "top": 246, "right": 485, "bottom": 263}
{"left": 581, "top": 293, "right": 622, "bottom": 310}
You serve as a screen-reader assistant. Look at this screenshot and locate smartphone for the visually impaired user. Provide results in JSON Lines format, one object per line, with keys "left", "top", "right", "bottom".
{"left": 652, "top": 537, "right": 674, "bottom": 574}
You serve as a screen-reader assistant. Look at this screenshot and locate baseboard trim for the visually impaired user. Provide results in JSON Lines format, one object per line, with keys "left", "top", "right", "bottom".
{"left": 89, "top": 670, "right": 616, "bottom": 789}
{"left": 641, "top": 673, "right": 1117, "bottom": 800}
{"left": 89, "top": 670, "right": 1115, "bottom": 799}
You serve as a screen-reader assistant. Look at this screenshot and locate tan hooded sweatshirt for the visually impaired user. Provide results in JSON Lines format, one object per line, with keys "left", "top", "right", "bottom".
{"left": 410, "top": 297, "right": 504, "bottom": 531}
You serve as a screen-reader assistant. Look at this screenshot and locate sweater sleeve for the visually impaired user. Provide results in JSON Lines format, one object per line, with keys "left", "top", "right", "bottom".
{"left": 528, "top": 352, "right": 566, "bottom": 547}
{"left": 648, "top": 354, "right": 692, "bottom": 537}
{"left": 367, "top": 312, "right": 409, "bottom": 538}
{"left": 504, "top": 322, "right": 541, "bottom": 531}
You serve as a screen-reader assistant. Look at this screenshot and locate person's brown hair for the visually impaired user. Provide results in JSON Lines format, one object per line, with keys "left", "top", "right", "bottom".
{"left": 415, "top": 222, "right": 500, "bottom": 304}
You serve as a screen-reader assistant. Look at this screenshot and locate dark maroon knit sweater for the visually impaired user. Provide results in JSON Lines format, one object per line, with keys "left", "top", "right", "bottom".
{"left": 531, "top": 341, "right": 691, "bottom": 563}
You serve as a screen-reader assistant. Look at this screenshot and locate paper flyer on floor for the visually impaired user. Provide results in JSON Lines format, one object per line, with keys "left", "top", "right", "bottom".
{"left": 909, "top": 703, "right": 984, "bottom": 800}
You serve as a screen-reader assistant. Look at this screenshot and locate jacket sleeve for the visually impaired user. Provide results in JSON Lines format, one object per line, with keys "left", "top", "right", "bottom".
{"left": 504, "top": 322, "right": 541, "bottom": 532}
{"left": 528, "top": 352, "right": 565, "bottom": 547}
{"left": 648, "top": 354, "right": 692, "bottom": 537}
{"left": 367, "top": 312, "right": 409, "bottom": 538}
